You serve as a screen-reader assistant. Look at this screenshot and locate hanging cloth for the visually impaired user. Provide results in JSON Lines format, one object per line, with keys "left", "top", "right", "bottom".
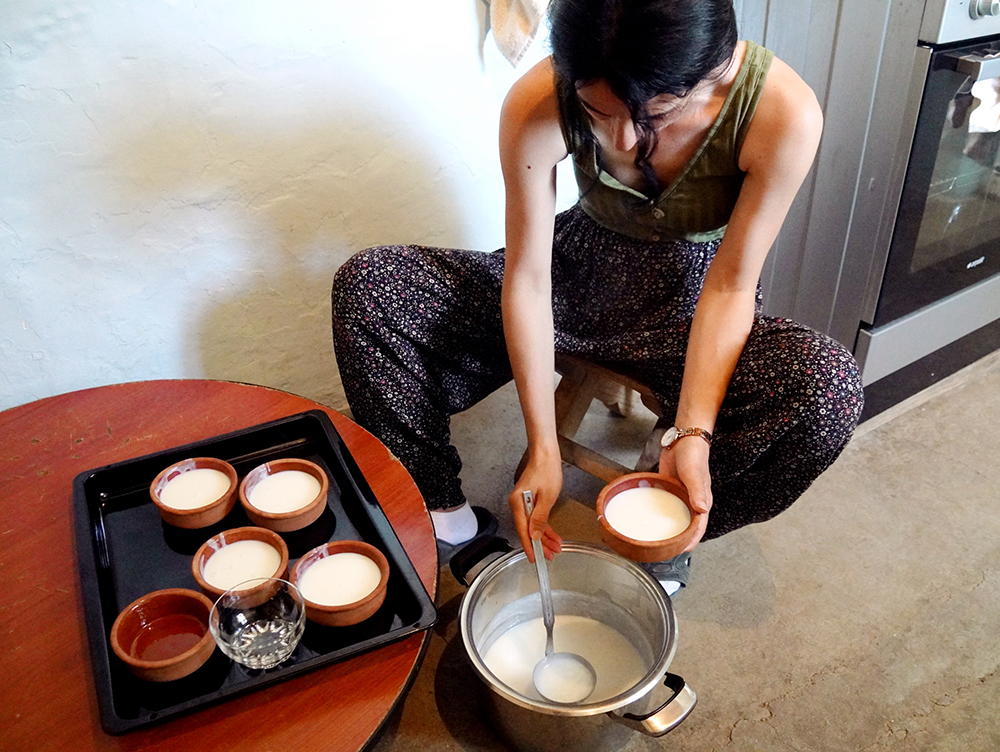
{"left": 488, "top": 0, "right": 550, "bottom": 66}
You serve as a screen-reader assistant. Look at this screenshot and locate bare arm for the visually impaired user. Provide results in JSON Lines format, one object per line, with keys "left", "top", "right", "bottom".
{"left": 661, "top": 56, "right": 824, "bottom": 549}
{"left": 498, "top": 59, "right": 570, "bottom": 560}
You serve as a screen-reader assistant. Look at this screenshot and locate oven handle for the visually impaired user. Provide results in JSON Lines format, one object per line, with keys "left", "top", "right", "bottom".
{"left": 944, "top": 51, "right": 1000, "bottom": 83}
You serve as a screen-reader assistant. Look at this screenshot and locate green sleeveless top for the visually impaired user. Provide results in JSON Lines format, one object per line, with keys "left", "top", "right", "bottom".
{"left": 561, "top": 41, "right": 774, "bottom": 243}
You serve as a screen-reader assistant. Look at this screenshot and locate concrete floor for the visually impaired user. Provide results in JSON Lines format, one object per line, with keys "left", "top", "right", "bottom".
{"left": 371, "top": 352, "right": 1000, "bottom": 752}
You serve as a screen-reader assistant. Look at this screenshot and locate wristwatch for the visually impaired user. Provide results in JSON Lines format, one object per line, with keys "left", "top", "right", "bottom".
{"left": 660, "top": 426, "right": 713, "bottom": 449}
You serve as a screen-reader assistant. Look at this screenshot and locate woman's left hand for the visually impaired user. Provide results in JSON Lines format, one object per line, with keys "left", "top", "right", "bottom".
{"left": 658, "top": 437, "right": 712, "bottom": 553}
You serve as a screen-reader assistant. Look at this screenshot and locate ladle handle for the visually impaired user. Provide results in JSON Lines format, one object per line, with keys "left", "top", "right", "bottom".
{"left": 523, "top": 491, "right": 555, "bottom": 653}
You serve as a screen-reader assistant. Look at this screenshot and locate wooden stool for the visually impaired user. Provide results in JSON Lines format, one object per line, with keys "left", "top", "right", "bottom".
{"left": 515, "top": 353, "right": 668, "bottom": 484}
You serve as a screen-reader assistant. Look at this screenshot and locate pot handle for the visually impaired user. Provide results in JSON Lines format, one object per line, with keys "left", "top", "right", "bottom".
{"left": 449, "top": 535, "right": 513, "bottom": 587}
{"left": 609, "top": 673, "right": 696, "bottom": 737}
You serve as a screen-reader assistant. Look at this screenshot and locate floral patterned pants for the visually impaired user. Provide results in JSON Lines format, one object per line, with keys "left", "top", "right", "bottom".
{"left": 331, "top": 205, "right": 863, "bottom": 541}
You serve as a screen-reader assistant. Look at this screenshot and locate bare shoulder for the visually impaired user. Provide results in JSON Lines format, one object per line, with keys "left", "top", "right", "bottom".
{"left": 500, "top": 57, "right": 568, "bottom": 170}
{"left": 739, "top": 54, "right": 823, "bottom": 174}
{"left": 503, "top": 57, "right": 560, "bottom": 123}
{"left": 760, "top": 56, "right": 823, "bottom": 131}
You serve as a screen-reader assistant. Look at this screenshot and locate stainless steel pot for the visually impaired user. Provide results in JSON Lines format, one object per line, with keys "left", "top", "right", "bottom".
{"left": 456, "top": 541, "right": 696, "bottom": 752}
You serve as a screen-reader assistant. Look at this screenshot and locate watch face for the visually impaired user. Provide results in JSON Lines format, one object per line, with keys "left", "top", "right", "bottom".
{"left": 661, "top": 426, "right": 679, "bottom": 448}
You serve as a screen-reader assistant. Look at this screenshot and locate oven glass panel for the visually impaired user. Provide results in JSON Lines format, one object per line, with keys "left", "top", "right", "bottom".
{"left": 874, "top": 37, "right": 1000, "bottom": 327}
{"left": 912, "top": 78, "right": 1000, "bottom": 274}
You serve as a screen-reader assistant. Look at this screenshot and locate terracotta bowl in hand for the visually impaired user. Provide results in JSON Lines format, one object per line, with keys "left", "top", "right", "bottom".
{"left": 596, "top": 472, "right": 701, "bottom": 563}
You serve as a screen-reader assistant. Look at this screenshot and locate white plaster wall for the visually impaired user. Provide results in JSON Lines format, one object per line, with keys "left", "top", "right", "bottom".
{"left": 1, "top": 0, "right": 574, "bottom": 411}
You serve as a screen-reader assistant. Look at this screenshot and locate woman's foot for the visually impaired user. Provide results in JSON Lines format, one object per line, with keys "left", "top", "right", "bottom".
{"left": 659, "top": 579, "right": 683, "bottom": 596}
{"left": 430, "top": 502, "right": 479, "bottom": 545}
{"left": 433, "top": 505, "right": 501, "bottom": 565}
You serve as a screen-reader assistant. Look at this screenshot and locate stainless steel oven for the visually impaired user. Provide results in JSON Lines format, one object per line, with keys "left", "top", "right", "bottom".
{"left": 875, "top": 36, "right": 1000, "bottom": 325}
{"left": 855, "top": 0, "right": 1000, "bottom": 400}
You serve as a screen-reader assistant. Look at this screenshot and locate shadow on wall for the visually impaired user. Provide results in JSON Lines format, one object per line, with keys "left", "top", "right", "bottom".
{"left": 110, "top": 94, "right": 475, "bottom": 411}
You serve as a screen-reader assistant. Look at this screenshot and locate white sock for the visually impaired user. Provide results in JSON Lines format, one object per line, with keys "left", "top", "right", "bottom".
{"left": 430, "top": 502, "right": 478, "bottom": 545}
{"left": 658, "top": 579, "right": 682, "bottom": 596}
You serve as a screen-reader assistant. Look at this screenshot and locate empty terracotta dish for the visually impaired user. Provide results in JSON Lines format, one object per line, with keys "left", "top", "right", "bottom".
{"left": 110, "top": 588, "right": 216, "bottom": 682}
{"left": 290, "top": 540, "right": 390, "bottom": 627}
{"left": 239, "top": 458, "right": 329, "bottom": 532}
{"left": 192, "top": 526, "right": 290, "bottom": 602}
{"left": 596, "top": 472, "right": 701, "bottom": 563}
{"left": 150, "top": 457, "right": 238, "bottom": 529}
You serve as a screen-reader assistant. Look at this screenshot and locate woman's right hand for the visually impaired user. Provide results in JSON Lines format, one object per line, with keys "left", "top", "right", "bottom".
{"left": 509, "top": 445, "right": 564, "bottom": 563}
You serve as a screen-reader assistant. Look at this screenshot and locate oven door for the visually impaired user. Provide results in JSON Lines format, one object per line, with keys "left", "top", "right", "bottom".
{"left": 874, "top": 35, "right": 1000, "bottom": 327}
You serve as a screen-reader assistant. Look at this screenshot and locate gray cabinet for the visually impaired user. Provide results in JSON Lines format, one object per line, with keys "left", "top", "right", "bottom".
{"left": 739, "top": 0, "right": 925, "bottom": 351}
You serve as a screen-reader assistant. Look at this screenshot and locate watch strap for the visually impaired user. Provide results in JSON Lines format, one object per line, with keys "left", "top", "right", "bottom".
{"left": 661, "top": 426, "right": 713, "bottom": 449}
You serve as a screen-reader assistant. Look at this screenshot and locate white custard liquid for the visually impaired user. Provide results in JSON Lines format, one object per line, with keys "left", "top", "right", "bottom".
{"left": 203, "top": 539, "right": 282, "bottom": 591}
{"left": 604, "top": 486, "right": 691, "bottom": 541}
{"left": 159, "top": 467, "right": 231, "bottom": 510}
{"left": 248, "top": 470, "right": 322, "bottom": 514}
{"left": 298, "top": 552, "right": 382, "bottom": 606}
{"left": 482, "top": 615, "right": 647, "bottom": 704}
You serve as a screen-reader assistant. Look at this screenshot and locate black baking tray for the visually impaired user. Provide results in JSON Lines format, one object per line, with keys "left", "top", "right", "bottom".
{"left": 73, "top": 410, "right": 437, "bottom": 734}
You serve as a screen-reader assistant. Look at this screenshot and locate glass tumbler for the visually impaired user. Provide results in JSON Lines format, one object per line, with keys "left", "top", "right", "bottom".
{"left": 209, "top": 577, "right": 306, "bottom": 670}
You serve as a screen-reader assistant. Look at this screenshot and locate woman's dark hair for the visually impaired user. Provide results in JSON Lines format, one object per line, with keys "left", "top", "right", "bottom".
{"left": 550, "top": 0, "right": 738, "bottom": 195}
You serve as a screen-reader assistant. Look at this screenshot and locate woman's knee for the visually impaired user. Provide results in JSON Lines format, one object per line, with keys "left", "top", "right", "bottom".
{"left": 332, "top": 245, "right": 407, "bottom": 322}
{"left": 771, "top": 323, "right": 863, "bottom": 444}
{"left": 741, "top": 319, "right": 864, "bottom": 438}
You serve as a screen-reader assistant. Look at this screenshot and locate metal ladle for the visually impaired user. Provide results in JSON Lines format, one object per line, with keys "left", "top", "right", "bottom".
{"left": 523, "top": 490, "right": 597, "bottom": 704}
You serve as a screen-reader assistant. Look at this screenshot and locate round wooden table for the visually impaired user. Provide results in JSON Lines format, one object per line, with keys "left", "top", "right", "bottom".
{"left": 0, "top": 381, "right": 438, "bottom": 751}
